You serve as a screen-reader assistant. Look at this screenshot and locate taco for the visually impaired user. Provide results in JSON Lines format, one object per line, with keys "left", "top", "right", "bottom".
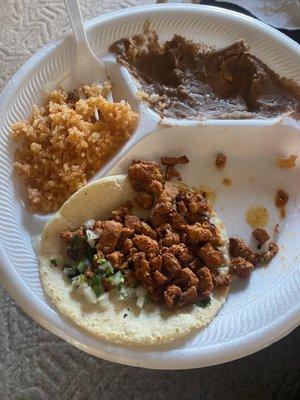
{"left": 39, "top": 158, "right": 231, "bottom": 345}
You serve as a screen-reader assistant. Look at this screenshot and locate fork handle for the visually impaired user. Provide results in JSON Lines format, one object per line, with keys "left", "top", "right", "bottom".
{"left": 63, "top": 0, "right": 89, "bottom": 47}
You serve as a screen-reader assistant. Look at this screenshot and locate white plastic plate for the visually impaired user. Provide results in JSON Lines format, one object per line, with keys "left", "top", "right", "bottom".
{"left": 0, "top": 4, "right": 299, "bottom": 369}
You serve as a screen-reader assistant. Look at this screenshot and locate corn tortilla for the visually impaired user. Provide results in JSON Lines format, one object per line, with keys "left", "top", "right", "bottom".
{"left": 39, "top": 175, "right": 230, "bottom": 345}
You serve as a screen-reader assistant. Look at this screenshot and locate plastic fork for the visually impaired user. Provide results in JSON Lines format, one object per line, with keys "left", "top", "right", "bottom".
{"left": 62, "top": 0, "right": 110, "bottom": 95}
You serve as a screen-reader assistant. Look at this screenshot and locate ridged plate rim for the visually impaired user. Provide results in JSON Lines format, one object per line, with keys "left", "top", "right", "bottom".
{"left": 0, "top": 4, "right": 299, "bottom": 369}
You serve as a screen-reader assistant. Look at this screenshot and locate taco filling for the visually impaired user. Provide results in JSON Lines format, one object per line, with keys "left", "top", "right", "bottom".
{"left": 39, "top": 156, "right": 278, "bottom": 345}
{"left": 57, "top": 157, "right": 231, "bottom": 309}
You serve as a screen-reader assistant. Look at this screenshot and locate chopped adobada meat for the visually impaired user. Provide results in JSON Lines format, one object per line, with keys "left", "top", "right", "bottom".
{"left": 97, "top": 221, "right": 123, "bottom": 254}
{"left": 165, "top": 166, "right": 181, "bottom": 180}
{"left": 261, "top": 243, "right": 279, "bottom": 262}
{"left": 141, "top": 222, "right": 157, "bottom": 239}
{"left": 229, "top": 237, "right": 259, "bottom": 266}
{"left": 128, "top": 160, "right": 163, "bottom": 193}
{"left": 215, "top": 153, "right": 227, "bottom": 169}
{"left": 161, "top": 227, "right": 180, "bottom": 246}
{"left": 125, "top": 214, "right": 142, "bottom": 232}
{"left": 229, "top": 234, "right": 279, "bottom": 277}
{"left": 177, "top": 286, "right": 198, "bottom": 308}
{"left": 161, "top": 155, "right": 189, "bottom": 181}
{"left": 122, "top": 238, "right": 133, "bottom": 253}
{"left": 161, "top": 156, "right": 189, "bottom": 166}
{"left": 198, "top": 243, "right": 224, "bottom": 268}
{"left": 164, "top": 181, "right": 179, "bottom": 199}
{"left": 230, "top": 257, "right": 254, "bottom": 279}
{"left": 60, "top": 228, "right": 84, "bottom": 242}
{"left": 252, "top": 227, "right": 270, "bottom": 246}
{"left": 185, "top": 223, "right": 212, "bottom": 244}
{"left": 154, "top": 270, "right": 167, "bottom": 285}
{"left": 132, "top": 235, "right": 159, "bottom": 255}
{"left": 168, "top": 243, "right": 194, "bottom": 266}
{"left": 212, "top": 273, "right": 232, "bottom": 288}
{"left": 164, "top": 285, "right": 181, "bottom": 308}
{"left": 197, "top": 267, "right": 213, "bottom": 299}
{"left": 162, "top": 252, "right": 181, "bottom": 279}
{"left": 135, "top": 192, "right": 154, "bottom": 210}
{"left": 177, "top": 200, "right": 187, "bottom": 215}
{"left": 175, "top": 267, "right": 199, "bottom": 289}
{"left": 111, "top": 201, "right": 133, "bottom": 222}
{"left": 59, "top": 157, "right": 232, "bottom": 310}
{"left": 106, "top": 251, "right": 124, "bottom": 268}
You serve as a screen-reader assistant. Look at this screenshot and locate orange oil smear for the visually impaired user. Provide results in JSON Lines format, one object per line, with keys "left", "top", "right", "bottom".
{"left": 246, "top": 206, "right": 269, "bottom": 228}
{"left": 277, "top": 154, "right": 298, "bottom": 168}
{"left": 222, "top": 178, "right": 232, "bottom": 186}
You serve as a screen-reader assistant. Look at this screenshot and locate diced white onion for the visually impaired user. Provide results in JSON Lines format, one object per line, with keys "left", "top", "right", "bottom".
{"left": 136, "top": 296, "right": 145, "bottom": 309}
{"left": 71, "top": 274, "right": 86, "bottom": 287}
{"left": 97, "top": 292, "right": 109, "bottom": 305}
{"left": 78, "top": 283, "right": 98, "bottom": 304}
{"left": 108, "top": 271, "right": 124, "bottom": 286}
{"left": 117, "top": 286, "right": 135, "bottom": 301}
{"left": 86, "top": 229, "right": 99, "bottom": 240}
{"left": 84, "top": 219, "right": 95, "bottom": 229}
{"left": 98, "top": 262, "right": 114, "bottom": 274}
{"left": 86, "top": 229, "right": 99, "bottom": 247}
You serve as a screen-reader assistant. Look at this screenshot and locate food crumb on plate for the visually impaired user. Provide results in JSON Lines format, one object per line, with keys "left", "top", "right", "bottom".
{"left": 222, "top": 178, "right": 232, "bottom": 186}
{"left": 215, "top": 153, "right": 227, "bottom": 169}
{"left": 252, "top": 227, "right": 270, "bottom": 247}
{"left": 275, "top": 189, "right": 289, "bottom": 220}
{"left": 275, "top": 189, "right": 289, "bottom": 208}
{"left": 274, "top": 224, "right": 280, "bottom": 234}
{"left": 276, "top": 154, "right": 297, "bottom": 168}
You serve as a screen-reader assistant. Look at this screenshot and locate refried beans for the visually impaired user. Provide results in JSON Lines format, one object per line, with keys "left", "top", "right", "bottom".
{"left": 109, "top": 26, "right": 300, "bottom": 120}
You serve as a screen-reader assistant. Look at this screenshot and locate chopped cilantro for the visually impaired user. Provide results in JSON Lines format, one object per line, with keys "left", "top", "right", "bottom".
{"left": 76, "top": 260, "right": 87, "bottom": 273}
{"left": 97, "top": 260, "right": 114, "bottom": 275}
{"left": 83, "top": 244, "right": 95, "bottom": 260}
{"left": 71, "top": 274, "right": 87, "bottom": 287}
{"left": 91, "top": 284, "right": 103, "bottom": 297}
{"left": 108, "top": 271, "right": 124, "bottom": 286}
{"left": 71, "top": 236, "right": 85, "bottom": 247}
{"left": 97, "top": 259, "right": 107, "bottom": 265}
{"left": 68, "top": 235, "right": 95, "bottom": 261}
{"left": 88, "top": 275, "right": 101, "bottom": 287}
{"left": 87, "top": 275, "right": 103, "bottom": 297}
{"left": 197, "top": 297, "right": 211, "bottom": 308}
